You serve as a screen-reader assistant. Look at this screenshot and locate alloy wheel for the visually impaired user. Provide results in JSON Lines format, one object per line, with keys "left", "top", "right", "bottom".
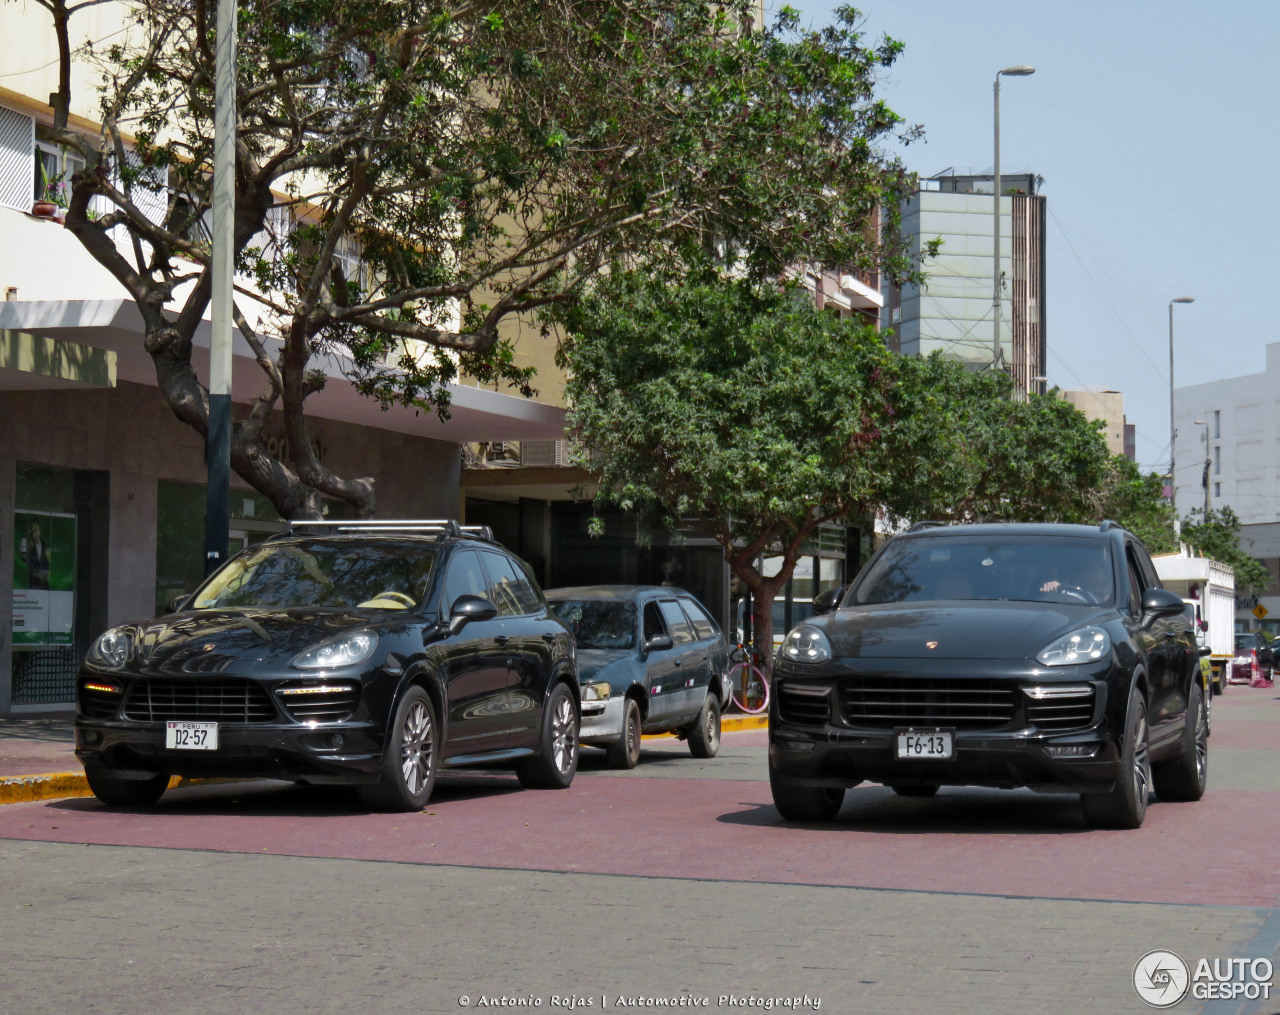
{"left": 550, "top": 693, "right": 577, "bottom": 775}
{"left": 1133, "top": 707, "right": 1150, "bottom": 803}
{"left": 400, "top": 699, "right": 433, "bottom": 795}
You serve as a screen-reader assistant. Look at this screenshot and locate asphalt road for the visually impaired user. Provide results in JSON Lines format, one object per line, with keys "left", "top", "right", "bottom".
{"left": 1, "top": 688, "right": 1277, "bottom": 1015}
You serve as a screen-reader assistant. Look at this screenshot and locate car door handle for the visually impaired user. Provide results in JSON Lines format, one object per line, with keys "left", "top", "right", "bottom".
{"left": 494, "top": 635, "right": 510, "bottom": 646}
{"left": 673, "top": 659, "right": 682, "bottom": 667}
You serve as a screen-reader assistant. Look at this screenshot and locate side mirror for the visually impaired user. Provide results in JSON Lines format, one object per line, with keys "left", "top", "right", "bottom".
{"left": 447, "top": 595, "right": 498, "bottom": 635}
{"left": 165, "top": 594, "right": 191, "bottom": 614}
{"left": 1141, "top": 588, "right": 1186, "bottom": 618}
{"left": 1198, "top": 646, "right": 1212, "bottom": 658}
{"left": 644, "top": 633, "right": 673, "bottom": 654}
{"left": 812, "top": 586, "right": 844, "bottom": 616}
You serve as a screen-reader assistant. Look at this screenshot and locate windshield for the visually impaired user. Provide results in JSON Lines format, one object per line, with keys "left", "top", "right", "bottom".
{"left": 548, "top": 600, "right": 637, "bottom": 650}
{"left": 1236, "top": 635, "right": 1263, "bottom": 651}
{"left": 192, "top": 539, "right": 437, "bottom": 610}
{"left": 851, "top": 535, "right": 1115, "bottom": 606}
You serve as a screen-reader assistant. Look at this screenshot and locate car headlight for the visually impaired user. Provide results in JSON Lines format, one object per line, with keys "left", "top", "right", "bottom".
{"left": 581, "top": 681, "right": 611, "bottom": 702}
{"left": 781, "top": 625, "right": 833, "bottom": 664}
{"left": 293, "top": 632, "right": 378, "bottom": 670}
{"left": 87, "top": 626, "right": 134, "bottom": 669}
{"left": 1036, "top": 627, "right": 1111, "bottom": 666}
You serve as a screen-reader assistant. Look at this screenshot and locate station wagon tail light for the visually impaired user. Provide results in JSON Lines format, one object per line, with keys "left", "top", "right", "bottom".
{"left": 581, "top": 681, "right": 611, "bottom": 702}
{"left": 293, "top": 632, "right": 378, "bottom": 670}
{"left": 781, "top": 626, "right": 832, "bottom": 664}
{"left": 1036, "top": 627, "right": 1110, "bottom": 667}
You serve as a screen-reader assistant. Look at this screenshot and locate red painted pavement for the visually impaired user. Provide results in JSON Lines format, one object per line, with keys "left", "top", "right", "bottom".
{"left": 0, "top": 749, "right": 1275, "bottom": 909}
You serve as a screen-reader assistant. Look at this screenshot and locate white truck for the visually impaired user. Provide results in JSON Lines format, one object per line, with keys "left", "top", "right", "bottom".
{"left": 1151, "top": 551, "right": 1235, "bottom": 695}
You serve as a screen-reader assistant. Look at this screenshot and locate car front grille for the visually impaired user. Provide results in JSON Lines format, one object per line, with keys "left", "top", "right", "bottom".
{"left": 277, "top": 685, "right": 360, "bottom": 724}
{"left": 777, "top": 683, "right": 833, "bottom": 725}
{"left": 79, "top": 684, "right": 122, "bottom": 719}
{"left": 838, "top": 677, "right": 1016, "bottom": 730}
{"left": 1025, "top": 688, "right": 1096, "bottom": 732}
{"left": 122, "top": 678, "right": 277, "bottom": 723}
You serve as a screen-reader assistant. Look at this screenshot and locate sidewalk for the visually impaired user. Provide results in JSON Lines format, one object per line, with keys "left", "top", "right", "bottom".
{"left": 0, "top": 707, "right": 769, "bottom": 805}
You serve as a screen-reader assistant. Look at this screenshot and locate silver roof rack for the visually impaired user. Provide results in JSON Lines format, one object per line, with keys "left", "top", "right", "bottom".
{"left": 278, "top": 519, "right": 496, "bottom": 543}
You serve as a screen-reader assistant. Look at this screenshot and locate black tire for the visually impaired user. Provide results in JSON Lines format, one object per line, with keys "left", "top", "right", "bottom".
{"left": 85, "top": 769, "right": 169, "bottom": 806}
{"left": 606, "top": 697, "right": 642, "bottom": 769}
{"left": 1081, "top": 687, "right": 1150, "bottom": 830}
{"left": 517, "top": 681, "right": 579, "bottom": 789}
{"left": 1152, "top": 681, "right": 1208, "bottom": 802}
{"left": 360, "top": 685, "right": 437, "bottom": 812}
{"left": 769, "top": 766, "right": 844, "bottom": 821}
{"left": 890, "top": 784, "right": 939, "bottom": 798}
{"left": 687, "top": 693, "right": 721, "bottom": 759}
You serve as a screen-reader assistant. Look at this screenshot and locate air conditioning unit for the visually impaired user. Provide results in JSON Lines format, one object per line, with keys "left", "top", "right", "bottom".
{"left": 521, "top": 440, "right": 569, "bottom": 467}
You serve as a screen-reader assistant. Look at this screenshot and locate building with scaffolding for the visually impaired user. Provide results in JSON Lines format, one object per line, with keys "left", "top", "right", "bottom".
{"left": 883, "top": 171, "right": 1046, "bottom": 396}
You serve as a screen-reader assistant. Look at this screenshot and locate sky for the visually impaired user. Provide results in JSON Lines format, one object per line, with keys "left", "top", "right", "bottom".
{"left": 781, "top": 0, "right": 1277, "bottom": 474}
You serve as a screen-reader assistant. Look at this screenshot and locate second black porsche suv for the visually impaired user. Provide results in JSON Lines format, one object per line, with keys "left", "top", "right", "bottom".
{"left": 769, "top": 521, "right": 1208, "bottom": 829}
{"left": 75, "top": 520, "right": 580, "bottom": 811}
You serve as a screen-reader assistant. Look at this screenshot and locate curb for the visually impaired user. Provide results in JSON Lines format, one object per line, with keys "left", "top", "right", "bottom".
{"left": 0, "top": 772, "right": 221, "bottom": 807}
{"left": 642, "top": 712, "right": 768, "bottom": 739}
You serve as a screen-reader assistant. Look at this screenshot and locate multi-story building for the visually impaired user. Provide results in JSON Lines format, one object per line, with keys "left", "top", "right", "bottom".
{"left": 0, "top": 4, "right": 567, "bottom": 714}
{"left": 1172, "top": 341, "right": 1280, "bottom": 632}
{"left": 1059, "top": 389, "right": 1134, "bottom": 459}
{"left": 883, "top": 170, "right": 1046, "bottom": 396}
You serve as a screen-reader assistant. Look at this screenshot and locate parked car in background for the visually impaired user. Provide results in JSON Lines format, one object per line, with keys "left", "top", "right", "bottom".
{"left": 75, "top": 520, "right": 580, "bottom": 811}
{"left": 769, "top": 521, "right": 1207, "bottom": 829}
{"left": 546, "top": 586, "right": 730, "bottom": 768}
{"left": 1231, "top": 632, "right": 1274, "bottom": 684}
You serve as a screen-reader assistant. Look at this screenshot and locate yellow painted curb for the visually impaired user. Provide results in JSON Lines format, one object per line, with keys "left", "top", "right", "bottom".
{"left": 0, "top": 772, "right": 232, "bottom": 806}
{"left": 641, "top": 713, "right": 768, "bottom": 739}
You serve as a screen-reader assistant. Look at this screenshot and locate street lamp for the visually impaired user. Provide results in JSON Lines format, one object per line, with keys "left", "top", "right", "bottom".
{"left": 992, "top": 64, "right": 1035, "bottom": 372}
{"left": 1193, "top": 419, "right": 1211, "bottom": 519}
{"left": 1169, "top": 296, "right": 1195, "bottom": 534}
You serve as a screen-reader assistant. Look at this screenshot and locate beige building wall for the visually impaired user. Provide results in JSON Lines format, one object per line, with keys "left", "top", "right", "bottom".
{"left": 1060, "top": 389, "right": 1126, "bottom": 456}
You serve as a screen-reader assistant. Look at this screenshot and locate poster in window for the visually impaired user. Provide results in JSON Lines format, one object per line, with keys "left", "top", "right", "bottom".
{"left": 12, "top": 510, "right": 76, "bottom": 646}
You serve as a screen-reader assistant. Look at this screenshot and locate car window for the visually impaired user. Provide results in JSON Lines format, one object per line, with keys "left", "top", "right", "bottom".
{"left": 658, "top": 600, "right": 695, "bottom": 644}
{"left": 680, "top": 598, "right": 719, "bottom": 641}
{"left": 547, "top": 600, "right": 637, "bottom": 650}
{"left": 643, "top": 602, "right": 668, "bottom": 643}
{"left": 1125, "top": 548, "right": 1148, "bottom": 615}
{"left": 851, "top": 535, "right": 1115, "bottom": 606}
{"left": 442, "top": 549, "right": 488, "bottom": 612}
{"left": 192, "top": 539, "right": 436, "bottom": 610}
{"left": 479, "top": 551, "right": 537, "bottom": 617}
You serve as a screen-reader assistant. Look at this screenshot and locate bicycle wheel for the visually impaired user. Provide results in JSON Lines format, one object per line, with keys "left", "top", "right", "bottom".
{"left": 729, "top": 661, "right": 770, "bottom": 715}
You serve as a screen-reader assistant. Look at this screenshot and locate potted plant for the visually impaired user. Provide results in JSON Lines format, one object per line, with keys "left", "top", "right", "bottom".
{"left": 31, "top": 163, "right": 67, "bottom": 219}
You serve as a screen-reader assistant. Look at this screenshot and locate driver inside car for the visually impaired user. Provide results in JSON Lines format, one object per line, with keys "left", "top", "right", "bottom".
{"left": 1038, "top": 554, "right": 1113, "bottom": 603}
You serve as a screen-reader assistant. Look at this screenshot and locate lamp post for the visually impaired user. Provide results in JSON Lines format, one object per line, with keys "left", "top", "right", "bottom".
{"left": 1168, "top": 296, "right": 1195, "bottom": 534}
{"left": 205, "top": 0, "right": 237, "bottom": 576}
{"left": 993, "top": 64, "right": 1035, "bottom": 372}
{"left": 1193, "top": 419, "right": 1211, "bottom": 520}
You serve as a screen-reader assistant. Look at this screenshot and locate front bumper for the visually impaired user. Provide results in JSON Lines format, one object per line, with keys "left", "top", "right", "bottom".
{"left": 769, "top": 661, "right": 1125, "bottom": 792}
{"left": 75, "top": 718, "right": 385, "bottom": 784}
{"left": 578, "top": 695, "right": 626, "bottom": 744}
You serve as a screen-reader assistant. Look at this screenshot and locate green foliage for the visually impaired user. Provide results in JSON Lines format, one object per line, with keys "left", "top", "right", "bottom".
{"left": 1181, "top": 506, "right": 1269, "bottom": 594}
{"left": 58, "top": 0, "right": 931, "bottom": 515}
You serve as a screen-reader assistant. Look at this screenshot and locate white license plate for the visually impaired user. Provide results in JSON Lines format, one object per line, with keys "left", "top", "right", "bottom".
{"left": 165, "top": 721, "right": 218, "bottom": 750}
{"left": 896, "top": 729, "right": 953, "bottom": 759}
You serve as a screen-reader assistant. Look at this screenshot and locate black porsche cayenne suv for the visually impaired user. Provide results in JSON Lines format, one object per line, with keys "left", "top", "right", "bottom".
{"left": 75, "top": 520, "right": 580, "bottom": 811}
{"left": 769, "top": 521, "right": 1208, "bottom": 829}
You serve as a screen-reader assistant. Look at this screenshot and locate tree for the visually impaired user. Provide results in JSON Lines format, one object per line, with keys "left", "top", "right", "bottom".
{"left": 555, "top": 270, "right": 903, "bottom": 656}
{"left": 880, "top": 362, "right": 1114, "bottom": 526}
{"left": 47, "top": 0, "right": 925, "bottom": 519}
{"left": 1180, "top": 506, "right": 1269, "bottom": 594}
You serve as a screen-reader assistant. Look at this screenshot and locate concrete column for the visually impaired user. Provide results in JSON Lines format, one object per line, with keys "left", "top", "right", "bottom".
{"left": 106, "top": 471, "right": 157, "bottom": 627}
{"left": 0, "top": 453, "right": 14, "bottom": 715}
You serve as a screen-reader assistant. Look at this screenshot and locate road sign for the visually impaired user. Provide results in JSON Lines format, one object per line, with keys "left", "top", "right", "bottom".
{"left": 1253, "top": 604, "right": 1269, "bottom": 620}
